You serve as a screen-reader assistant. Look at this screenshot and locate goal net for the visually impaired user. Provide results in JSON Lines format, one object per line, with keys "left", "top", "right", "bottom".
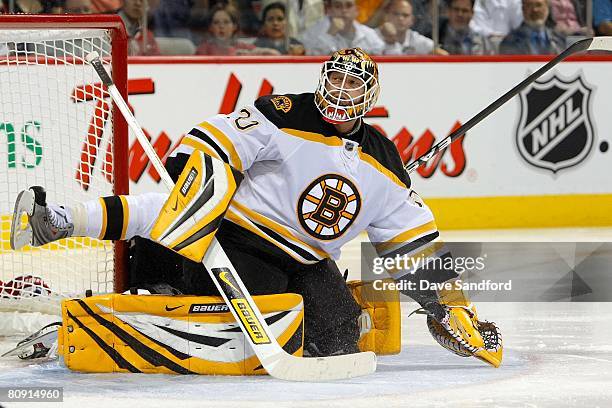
{"left": 0, "top": 15, "right": 128, "bottom": 334}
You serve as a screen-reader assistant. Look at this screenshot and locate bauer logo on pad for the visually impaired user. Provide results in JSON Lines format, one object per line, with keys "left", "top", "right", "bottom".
{"left": 189, "top": 303, "right": 230, "bottom": 313}
{"left": 515, "top": 72, "right": 595, "bottom": 174}
{"left": 180, "top": 167, "right": 199, "bottom": 196}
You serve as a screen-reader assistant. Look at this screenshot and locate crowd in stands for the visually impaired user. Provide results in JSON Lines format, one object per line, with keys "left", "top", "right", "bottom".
{"left": 1, "top": 0, "right": 610, "bottom": 55}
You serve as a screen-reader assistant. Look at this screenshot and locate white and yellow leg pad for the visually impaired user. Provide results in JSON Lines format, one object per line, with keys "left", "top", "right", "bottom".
{"left": 348, "top": 280, "right": 401, "bottom": 355}
{"left": 59, "top": 293, "right": 303, "bottom": 375}
{"left": 427, "top": 286, "right": 503, "bottom": 367}
{"left": 150, "top": 150, "right": 242, "bottom": 262}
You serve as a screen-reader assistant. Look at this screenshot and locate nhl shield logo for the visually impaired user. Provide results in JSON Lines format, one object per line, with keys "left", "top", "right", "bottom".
{"left": 516, "top": 72, "right": 594, "bottom": 173}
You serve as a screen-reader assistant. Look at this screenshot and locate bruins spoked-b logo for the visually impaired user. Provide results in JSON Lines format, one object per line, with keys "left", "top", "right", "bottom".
{"left": 516, "top": 72, "right": 595, "bottom": 173}
{"left": 298, "top": 174, "right": 361, "bottom": 240}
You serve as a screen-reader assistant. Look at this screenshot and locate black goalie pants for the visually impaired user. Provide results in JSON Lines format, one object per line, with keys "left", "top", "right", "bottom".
{"left": 182, "top": 220, "right": 362, "bottom": 356}
{"left": 130, "top": 152, "right": 361, "bottom": 356}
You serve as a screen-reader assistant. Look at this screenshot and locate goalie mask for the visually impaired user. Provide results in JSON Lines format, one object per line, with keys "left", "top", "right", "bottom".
{"left": 314, "top": 48, "right": 380, "bottom": 124}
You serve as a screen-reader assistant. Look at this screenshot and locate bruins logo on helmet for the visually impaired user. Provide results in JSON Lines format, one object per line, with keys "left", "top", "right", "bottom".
{"left": 332, "top": 48, "right": 379, "bottom": 82}
{"left": 271, "top": 95, "right": 293, "bottom": 113}
{"left": 297, "top": 174, "right": 361, "bottom": 240}
{"left": 314, "top": 48, "right": 380, "bottom": 124}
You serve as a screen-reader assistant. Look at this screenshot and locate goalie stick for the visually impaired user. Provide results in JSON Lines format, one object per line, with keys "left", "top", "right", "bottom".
{"left": 404, "top": 36, "right": 612, "bottom": 174}
{"left": 86, "top": 52, "right": 376, "bottom": 381}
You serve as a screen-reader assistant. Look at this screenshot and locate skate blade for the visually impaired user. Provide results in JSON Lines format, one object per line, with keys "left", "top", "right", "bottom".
{"left": 10, "top": 189, "right": 35, "bottom": 250}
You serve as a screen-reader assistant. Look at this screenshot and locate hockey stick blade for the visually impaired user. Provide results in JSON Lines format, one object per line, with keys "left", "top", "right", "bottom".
{"left": 587, "top": 36, "right": 612, "bottom": 51}
{"left": 86, "top": 52, "right": 377, "bottom": 381}
{"left": 404, "top": 36, "right": 612, "bottom": 175}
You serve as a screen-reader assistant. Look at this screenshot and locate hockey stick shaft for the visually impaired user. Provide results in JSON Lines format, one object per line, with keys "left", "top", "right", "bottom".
{"left": 404, "top": 36, "right": 612, "bottom": 174}
{"left": 86, "top": 53, "right": 376, "bottom": 381}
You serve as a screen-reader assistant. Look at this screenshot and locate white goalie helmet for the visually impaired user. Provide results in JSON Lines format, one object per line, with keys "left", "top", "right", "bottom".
{"left": 314, "top": 47, "right": 380, "bottom": 124}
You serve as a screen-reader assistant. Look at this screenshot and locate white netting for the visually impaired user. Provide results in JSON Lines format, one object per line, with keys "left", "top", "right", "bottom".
{"left": 0, "top": 28, "right": 117, "bottom": 320}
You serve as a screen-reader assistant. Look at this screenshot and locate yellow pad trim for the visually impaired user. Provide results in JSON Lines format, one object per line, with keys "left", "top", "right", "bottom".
{"left": 349, "top": 280, "right": 401, "bottom": 355}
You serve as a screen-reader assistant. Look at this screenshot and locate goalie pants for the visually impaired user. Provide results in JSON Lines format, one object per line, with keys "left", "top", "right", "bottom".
{"left": 191, "top": 221, "right": 361, "bottom": 356}
{"left": 131, "top": 222, "right": 361, "bottom": 356}
{"left": 130, "top": 153, "right": 362, "bottom": 356}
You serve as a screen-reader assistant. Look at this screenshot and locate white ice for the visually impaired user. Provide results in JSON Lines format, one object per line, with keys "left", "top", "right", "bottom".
{"left": 1, "top": 228, "right": 611, "bottom": 408}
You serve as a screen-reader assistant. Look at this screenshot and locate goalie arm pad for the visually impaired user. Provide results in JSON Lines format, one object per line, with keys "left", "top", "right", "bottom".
{"left": 150, "top": 150, "right": 243, "bottom": 262}
{"left": 348, "top": 280, "right": 401, "bottom": 355}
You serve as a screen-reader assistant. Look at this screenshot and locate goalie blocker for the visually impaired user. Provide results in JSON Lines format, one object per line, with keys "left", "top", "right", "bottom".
{"left": 57, "top": 280, "right": 399, "bottom": 375}
{"left": 151, "top": 150, "right": 243, "bottom": 262}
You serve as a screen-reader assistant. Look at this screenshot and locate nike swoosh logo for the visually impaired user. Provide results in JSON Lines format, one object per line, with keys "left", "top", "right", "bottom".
{"left": 219, "top": 271, "right": 239, "bottom": 293}
{"left": 165, "top": 305, "right": 183, "bottom": 312}
{"left": 171, "top": 196, "right": 179, "bottom": 212}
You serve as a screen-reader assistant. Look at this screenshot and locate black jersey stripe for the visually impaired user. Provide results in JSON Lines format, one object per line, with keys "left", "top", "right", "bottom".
{"left": 188, "top": 128, "right": 229, "bottom": 164}
{"left": 101, "top": 196, "right": 124, "bottom": 240}
{"left": 253, "top": 221, "right": 319, "bottom": 262}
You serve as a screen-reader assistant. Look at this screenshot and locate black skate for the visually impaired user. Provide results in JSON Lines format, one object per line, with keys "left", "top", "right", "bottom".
{"left": 10, "top": 186, "right": 74, "bottom": 250}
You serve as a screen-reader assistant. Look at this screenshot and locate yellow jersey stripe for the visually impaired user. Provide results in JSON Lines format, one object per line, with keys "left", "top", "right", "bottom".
{"left": 375, "top": 220, "right": 438, "bottom": 253}
{"left": 225, "top": 210, "right": 315, "bottom": 264}
{"left": 181, "top": 136, "right": 221, "bottom": 161}
{"left": 282, "top": 128, "right": 407, "bottom": 190}
{"left": 119, "top": 196, "right": 130, "bottom": 240}
{"left": 282, "top": 128, "right": 344, "bottom": 147}
{"left": 98, "top": 197, "right": 107, "bottom": 240}
{"left": 231, "top": 201, "right": 328, "bottom": 259}
{"left": 199, "top": 121, "right": 243, "bottom": 171}
{"left": 358, "top": 149, "right": 408, "bottom": 190}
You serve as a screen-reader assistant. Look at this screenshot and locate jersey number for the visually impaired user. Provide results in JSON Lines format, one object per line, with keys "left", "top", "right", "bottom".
{"left": 234, "top": 109, "right": 259, "bottom": 131}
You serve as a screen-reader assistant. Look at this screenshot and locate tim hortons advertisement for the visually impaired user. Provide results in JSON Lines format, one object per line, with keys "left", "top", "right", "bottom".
{"left": 124, "top": 60, "right": 610, "bottom": 196}
{"left": 2, "top": 59, "right": 611, "bottom": 228}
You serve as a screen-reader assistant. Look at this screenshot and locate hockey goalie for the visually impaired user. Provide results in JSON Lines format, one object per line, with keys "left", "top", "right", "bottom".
{"left": 8, "top": 48, "right": 502, "bottom": 375}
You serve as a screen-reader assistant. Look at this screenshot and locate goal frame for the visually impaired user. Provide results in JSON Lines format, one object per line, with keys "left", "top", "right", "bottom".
{"left": 0, "top": 14, "right": 130, "bottom": 293}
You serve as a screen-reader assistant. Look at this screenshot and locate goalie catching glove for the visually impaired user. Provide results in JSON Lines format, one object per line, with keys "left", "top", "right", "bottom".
{"left": 421, "top": 285, "right": 503, "bottom": 368}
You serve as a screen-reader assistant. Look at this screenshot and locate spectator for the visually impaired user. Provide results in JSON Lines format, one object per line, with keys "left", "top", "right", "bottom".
{"left": 376, "top": 0, "right": 448, "bottom": 54}
{"left": 152, "top": 0, "right": 193, "bottom": 39}
{"left": 284, "top": 0, "right": 325, "bottom": 37}
{"left": 470, "top": 0, "right": 523, "bottom": 40}
{"left": 118, "top": 0, "right": 161, "bottom": 55}
{"left": 440, "top": 0, "right": 493, "bottom": 54}
{"left": 254, "top": 2, "right": 306, "bottom": 55}
{"left": 64, "top": 0, "right": 92, "bottom": 13}
{"left": 300, "top": 0, "right": 385, "bottom": 55}
{"left": 500, "top": 0, "right": 566, "bottom": 54}
{"left": 90, "top": 0, "right": 121, "bottom": 12}
{"left": 550, "top": 0, "right": 591, "bottom": 35}
{"left": 355, "top": 0, "right": 386, "bottom": 26}
{"left": 195, "top": 3, "right": 257, "bottom": 55}
{"left": 593, "top": 0, "right": 612, "bottom": 35}
{"left": 411, "top": 0, "right": 444, "bottom": 38}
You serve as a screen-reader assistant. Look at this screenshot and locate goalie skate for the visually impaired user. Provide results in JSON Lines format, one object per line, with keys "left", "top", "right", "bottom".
{"left": 10, "top": 186, "right": 74, "bottom": 250}
{"left": 1, "top": 322, "right": 61, "bottom": 360}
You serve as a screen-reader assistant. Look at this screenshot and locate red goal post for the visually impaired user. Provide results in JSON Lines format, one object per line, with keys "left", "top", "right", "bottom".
{"left": 0, "top": 15, "right": 129, "bottom": 323}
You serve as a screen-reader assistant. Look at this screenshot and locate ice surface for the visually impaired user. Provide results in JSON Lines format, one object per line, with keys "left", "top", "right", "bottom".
{"left": 1, "top": 228, "right": 611, "bottom": 408}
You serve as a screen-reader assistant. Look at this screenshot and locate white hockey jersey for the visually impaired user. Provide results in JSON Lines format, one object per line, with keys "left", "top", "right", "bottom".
{"left": 170, "top": 93, "right": 438, "bottom": 264}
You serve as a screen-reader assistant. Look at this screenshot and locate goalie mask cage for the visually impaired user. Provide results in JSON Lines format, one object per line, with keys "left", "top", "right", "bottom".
{"left": 0, "top": 15, "right": 129, "bottom": 329}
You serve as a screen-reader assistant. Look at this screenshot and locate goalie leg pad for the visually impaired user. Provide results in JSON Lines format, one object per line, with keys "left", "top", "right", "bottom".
{"left": 348, "top": 280, "right": 401, "bottom": 355}
{"left": 60, "top": 293, "right": 304, "bottom": 375}
{"left": 150, "top": 150, "right": 243, "bottom": 262}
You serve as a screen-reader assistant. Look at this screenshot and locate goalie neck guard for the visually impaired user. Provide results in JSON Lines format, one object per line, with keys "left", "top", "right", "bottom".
{"left": 314, "top": 48, "right": 380, "bottom": 124}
